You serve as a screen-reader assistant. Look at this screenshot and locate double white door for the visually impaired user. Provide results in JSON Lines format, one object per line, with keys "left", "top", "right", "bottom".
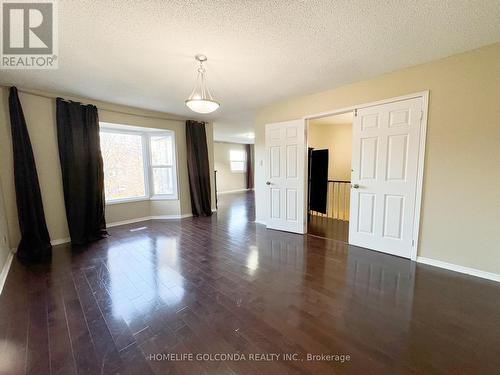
{"left": 265, "top": 96, "right": 425, "bottom": 259}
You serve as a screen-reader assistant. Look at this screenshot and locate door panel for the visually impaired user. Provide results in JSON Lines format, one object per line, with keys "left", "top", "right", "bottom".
{"left": 386, "top": 134, "right": 408, "bottom": 180}
{"left": 358, "top": 193, "right": 376, "bottom": 234}
{"left": 286, "top": 189, "right": 297, "bottom": 221}
{"left": 383, "top": 195, "right": 404, "bottom": 239}
{"left": 265, "top": 120, "right": 306, "bottom": 234}
{"left": 270, "top": 146, "right": 280, "bottom": 177}
{"left": 389, "top": 109, "right": 410, "bottom": 128}
{"left": 361, "top": 114, "right": 379, "bottom": 130}
{"left": 360, "top": 137, "right": 378, "bottom": 179}
{"left": 270, "top": 188, "right": 281, "bottom": 219}
{"left": 286, "top": 145, "right": 297, "bottom": 178}
{"left": 349, "top": 97, "right": 423, "bottom": 258}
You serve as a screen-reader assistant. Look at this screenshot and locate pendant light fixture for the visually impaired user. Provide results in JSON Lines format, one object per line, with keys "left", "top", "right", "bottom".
{"left": 185, "top": 54, "right": 220, "bottom": 114}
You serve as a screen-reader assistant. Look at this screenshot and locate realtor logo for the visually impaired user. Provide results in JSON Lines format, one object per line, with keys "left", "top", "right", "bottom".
{"left": 1, "top": 0, "right": 58, "bottom": 69}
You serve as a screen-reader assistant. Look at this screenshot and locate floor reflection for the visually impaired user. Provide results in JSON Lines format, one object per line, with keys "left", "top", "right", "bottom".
{"left": 105, "top": 235, "right": 186, "bottom": 322}
{"left": 216, "top": 191, "right": 255, "bottom": 225}
{"left": 246, "top": 245, "right": 259, "bottom": 276}
{"left": 3, "top": 190, "right": 500, "bottom": 374}
{"left": 308, "top": 215, "right": 349, "bottom": 242}
{"left": 346, "top": 245, "right": 415, "bottom": 304}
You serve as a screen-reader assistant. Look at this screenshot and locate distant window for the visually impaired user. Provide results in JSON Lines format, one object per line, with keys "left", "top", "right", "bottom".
{"left": 100, "top": 126, "right": 177, "bottom": 203}
{"left": 230, "top": 149, "right": 246, "bottom": 172}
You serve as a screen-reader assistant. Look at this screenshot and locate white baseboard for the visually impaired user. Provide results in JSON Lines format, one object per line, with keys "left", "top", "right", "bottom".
{"left": 254, "top": 220, "right": 266, "bottom": 225}
{"left": 0, "top": 250, "right": 14, "bottom": 295}
{"left": 49, "top": 215, "right": 193, "bottom": 244}
{"left": 217, "top": 189, "right": 249, "bottom": 195}
{"left": 150, "top": 214, "right": 192, "bottom": 220}
{"left": 107, "top": 216, "right": 152, "bottom": 228}
{"left": 107, "top": 214, "right": 193, "bottom": 227}
{"left": 417, "top": 256, "right": 500, "bottom": 283}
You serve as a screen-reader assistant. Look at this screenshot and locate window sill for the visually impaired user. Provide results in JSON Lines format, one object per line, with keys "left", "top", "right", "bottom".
{"left": 150, "top": 195, "right": 178, "bottom": 201}
{"left": 106, "top": 197, "right": 149, "bottom": 205}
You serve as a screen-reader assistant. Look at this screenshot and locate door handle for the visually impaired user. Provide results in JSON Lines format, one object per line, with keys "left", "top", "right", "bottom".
{"left": 351, "top": 184, "right": 360, "bottom": 189}
{"left": 266, "top": 181, "right": 272, "bottom": 185}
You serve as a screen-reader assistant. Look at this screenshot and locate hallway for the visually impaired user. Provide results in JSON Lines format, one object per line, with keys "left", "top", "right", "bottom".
{"left": 1, "top": 191, "right": 500, "bottom": 374}
{"left": 308, "top": 215, "right": 349, "bottom": 242}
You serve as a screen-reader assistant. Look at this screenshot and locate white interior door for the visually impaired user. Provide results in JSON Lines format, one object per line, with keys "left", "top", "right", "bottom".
{"left": 265, "top": 120, "right": 306, "bottom": 234}
{"left": 349, "top": 97, "right": 424, "bottom": 258}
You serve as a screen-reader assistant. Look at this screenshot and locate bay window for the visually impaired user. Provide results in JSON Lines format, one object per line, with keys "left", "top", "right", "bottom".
{"left": 100, "top": 124, "right": 177, "bottom": 203}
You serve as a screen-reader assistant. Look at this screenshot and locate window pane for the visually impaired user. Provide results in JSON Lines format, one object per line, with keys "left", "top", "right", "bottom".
{"left": 152, "top": 167, "right": 174, "bottom": 195}
{"left": 230, "top": 161, "right": 245, "bottom": 172}
{"left": 229, "top": 150, "right": 245, "bottom": 162}
{"left": 150, "top": 135, "right": 173, "bottom": 166}
{"left": 100, "top": 132, "right": 146, "bottom": 200}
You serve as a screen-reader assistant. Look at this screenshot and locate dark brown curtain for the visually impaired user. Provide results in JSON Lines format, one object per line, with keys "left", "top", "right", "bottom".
{"left": 8, "top": 87, "right": 52, "bottom": 261}
{"left": 56, "top": 98, "right": 107, "bottom": 245}
{"left": 246, "top": 144, "right": 254, "bottom": 189}
{"left": 186, "top": 120, "right": 212, "bottom": 216}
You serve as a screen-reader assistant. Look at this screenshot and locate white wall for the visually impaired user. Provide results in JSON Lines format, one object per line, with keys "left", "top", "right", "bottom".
{"left": 214, "top": 142, "right": 247, "bottom": 193}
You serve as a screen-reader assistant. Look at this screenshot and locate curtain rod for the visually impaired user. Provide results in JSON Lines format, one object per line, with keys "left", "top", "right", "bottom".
{"left": 12, "top": 87, "right": 189, "bottom": 123}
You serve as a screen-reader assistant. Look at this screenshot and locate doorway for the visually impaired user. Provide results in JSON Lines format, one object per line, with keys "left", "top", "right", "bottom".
{"left": 264, "top": 92, "right": 428, "bottom": 260}
{"left": 307, "top": 112, "right": 353, "bottom": 242}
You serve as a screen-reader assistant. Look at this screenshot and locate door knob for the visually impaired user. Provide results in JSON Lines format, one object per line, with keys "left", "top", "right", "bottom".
{"left": 266, "top": 181, "right": 272, "bottom": 185}
{"left": 352, "top": 184, "right": 360, "bottom": 189}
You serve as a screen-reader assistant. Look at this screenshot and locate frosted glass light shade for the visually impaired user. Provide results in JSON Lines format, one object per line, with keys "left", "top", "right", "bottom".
{"left": 185, "top": 99, "right": 220, "bottom": 114}
{"left": 185, "top": 55, "right": 219, "bottom": 114}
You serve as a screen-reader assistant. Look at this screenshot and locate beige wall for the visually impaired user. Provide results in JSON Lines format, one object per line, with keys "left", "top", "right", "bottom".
{"left": 0, "top": 182, "right": 10, "bottom": 273}
{"left": 308, "top": 122, "right": 352, "bottom": 181}
{"left": 0, "top": 87, "right": 215, "bottom": 245}
{"left": 214, "top": 142, "right": 248, "bottom": 193}
{"left": 255, "top": 42, "right": 500, "bottom": 274}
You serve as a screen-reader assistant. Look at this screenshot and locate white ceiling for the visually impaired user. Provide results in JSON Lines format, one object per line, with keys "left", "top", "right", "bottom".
{"left": 1, "top": 1, "right": 500, "bottom": 143}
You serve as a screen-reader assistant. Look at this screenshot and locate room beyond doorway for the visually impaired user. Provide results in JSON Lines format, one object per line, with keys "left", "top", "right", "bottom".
{"left": 307, "top": 112, "right": 353, "bottom": 242}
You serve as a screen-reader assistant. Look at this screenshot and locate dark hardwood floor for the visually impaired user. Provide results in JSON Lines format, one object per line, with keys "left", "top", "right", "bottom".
{"left": 307, "top": 215, "right": 349, "bottom": 242}
{"left": 1, "top": 191, "right": 500, "bottom": 374}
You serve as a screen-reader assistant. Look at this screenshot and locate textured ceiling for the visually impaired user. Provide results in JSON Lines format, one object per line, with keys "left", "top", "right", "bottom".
{"left": 1, "top": 0, "right": 500, "bottom": 143}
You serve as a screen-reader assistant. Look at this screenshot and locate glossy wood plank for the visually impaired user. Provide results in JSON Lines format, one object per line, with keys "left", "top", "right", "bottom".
{"left": 1, "top": 191, "right": 500, "bottom": 374}
{"left": 308, "top": 215, "right": 349, "bottom": 242}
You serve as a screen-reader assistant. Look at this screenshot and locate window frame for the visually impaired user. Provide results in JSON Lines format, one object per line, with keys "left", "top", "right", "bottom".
{"left": 100, "top": 125, "right": 178, "bottom": 205}
{"left": 229, "top": 149, "right": 247, "bottom": 173}
{"left": 148, "top": 133, "right": 178, "bottom": 200}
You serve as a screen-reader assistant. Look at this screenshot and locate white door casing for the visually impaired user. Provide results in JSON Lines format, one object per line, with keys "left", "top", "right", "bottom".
{"left": 349, "top": 97, "right": 424, "bottom": 258}
{"left": 265, "top": 120, "right": 306, "bottom": 234}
